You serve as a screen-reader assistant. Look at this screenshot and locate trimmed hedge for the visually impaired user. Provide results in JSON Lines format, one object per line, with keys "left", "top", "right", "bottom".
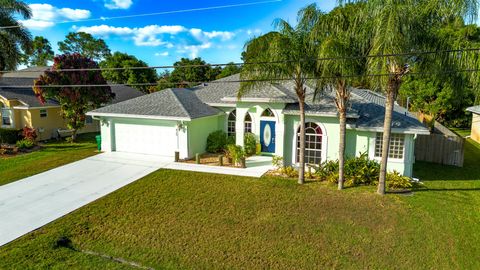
{"left": 0, "top": 128, "right": 22, "bottom": 144}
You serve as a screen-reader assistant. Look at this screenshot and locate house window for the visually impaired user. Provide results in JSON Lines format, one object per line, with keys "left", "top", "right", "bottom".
{"left": 374, "top": 133, "right": 405, "bottom": 159}
{"left": 85, "top": 116, "right": 93, "bottom": 125}
{"left": 40, "top": 109, "right": 48, "bottom": 118}
{"left": 261, "top": 108, "right": 275, "bottom": 117}
{"left": 244, "top": 113, "right": 252, "bottom": 133}
{"left": 296, "top": 122, "right": 323, "bottom": 165}
{"left": 1, "top": 108, "right": 12, "bottom": 126}
{"left": 227, "top": 110, "right": 236, "bottom": 137}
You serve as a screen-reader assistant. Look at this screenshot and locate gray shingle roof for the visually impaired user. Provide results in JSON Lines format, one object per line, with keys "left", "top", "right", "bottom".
{"left": 89, "top": 88, "right": 220, "bottom": 120}
{"left": 0, "top": 76, "right": 144, "bottom": 107}
{"left": 467, "top": 105, "right": 480, "bottom": 115}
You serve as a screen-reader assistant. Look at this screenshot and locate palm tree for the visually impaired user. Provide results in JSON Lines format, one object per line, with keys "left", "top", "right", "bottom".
{"left": 240, "top": 12, "right": 318, "bottom": 184}
{"left": 338, "top": 0, "right": 479, "bottom": 195}
{"left": 0, "top": 0, "right": 32, "bottom": 72}
{"left": 302, "top": 3, "right": 368, "bottom": 190}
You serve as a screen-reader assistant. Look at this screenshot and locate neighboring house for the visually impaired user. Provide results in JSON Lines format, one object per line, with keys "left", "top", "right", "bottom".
{"left": 467, "top": 105, "right": 480, "bottom": 143}
{"left": 88, "top": 74, "right": 429, "bottom": 177}
{"left": 0, "top": 67, "right": 143, "bottom": 140}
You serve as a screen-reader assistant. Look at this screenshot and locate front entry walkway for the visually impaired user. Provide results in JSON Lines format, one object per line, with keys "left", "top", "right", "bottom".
{"left": 0, "top": 152, "right": 170, "bottom": 247}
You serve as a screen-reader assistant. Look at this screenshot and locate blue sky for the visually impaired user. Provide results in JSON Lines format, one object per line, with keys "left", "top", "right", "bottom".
{"left": 21, "top": 0, "right": 337, "bottom": 67}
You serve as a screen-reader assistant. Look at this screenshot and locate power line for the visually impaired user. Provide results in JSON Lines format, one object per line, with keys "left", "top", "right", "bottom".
{"left": 0, "top": 0, "right": 282, "bottom": 30}
{"left": 6, "top": 68, "right": 480, "bottom": 89}
{"left": 2, "top": 47, "right": 480, "bottom": 74}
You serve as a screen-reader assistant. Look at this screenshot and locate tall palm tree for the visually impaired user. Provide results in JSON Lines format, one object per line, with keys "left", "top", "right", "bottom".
{"left": 0, "top": 0, "right": 32, "bottom": 72}
{"left": 339, "top": 0, "right": 479, "bottom": 195}
{"left": 240, "top": 12, "right": 318, "bottom": 184}
{"left": 302, "top": 3, "right": 368, "bottom": 190}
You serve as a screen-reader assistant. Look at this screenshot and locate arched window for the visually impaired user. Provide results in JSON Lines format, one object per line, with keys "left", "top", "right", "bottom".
{"left": 261, "top": 108, "right": 275, "bottom": 117}
{"left": 227, "top": 110, "right": 236, "bottom": 137}
{"left": 244, "top": 113, "right": 252, "bottom": 133}
{"left": 296, "top": 122, "right": 323, "bottom": 165}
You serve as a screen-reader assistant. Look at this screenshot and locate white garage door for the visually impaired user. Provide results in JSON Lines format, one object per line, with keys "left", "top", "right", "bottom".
{"left": 114, "top": 122, "right": 177, "bottom": 157}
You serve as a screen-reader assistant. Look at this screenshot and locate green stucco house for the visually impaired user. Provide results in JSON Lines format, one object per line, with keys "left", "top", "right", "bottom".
{"left": 87, "top": 74, "right": 429, "bottom": 177}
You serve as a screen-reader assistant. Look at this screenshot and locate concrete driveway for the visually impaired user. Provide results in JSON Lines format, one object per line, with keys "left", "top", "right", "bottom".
{"left": 0, "top": 152, "right": 171, "bottom": 247}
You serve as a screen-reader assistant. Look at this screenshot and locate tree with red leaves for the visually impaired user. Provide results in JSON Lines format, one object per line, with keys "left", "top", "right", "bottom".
{"left": 33, "top": 53, "right": 115, "bottom": 141}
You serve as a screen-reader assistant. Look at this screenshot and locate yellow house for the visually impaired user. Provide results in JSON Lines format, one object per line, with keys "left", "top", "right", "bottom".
{"left": 0, "top": 67, "right": 143, "bottom": 141}
{"left": 467, "top": 105, "right": 480, "bottom": 143}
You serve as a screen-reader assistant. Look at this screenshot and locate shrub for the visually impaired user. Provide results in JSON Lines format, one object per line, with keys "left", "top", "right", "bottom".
{"left": 0, "top": 128, "right": 22, "bottom": 144}
{"left": 386, "top": 171, "right": 413, "bottom": 190}
{"left": 272, "top": 155, "right": 284, "bottom": 169}
{"left": 16, "top": 139, "right": 35, "bottom": 150}
{"left": 22, "top": 127, "right": 37, "bottom": 141}
{"left": 226, "top": 144, "right": 245, "bottom": 165}
{"left": 226, "top": 135, "right": 235, "bottom": 145}
{"left": 316, "top": 153, "right": 380, "bottom": 187}
{"left": 244, "top": 133, "right": 257, "bottom": 156}
{"left": 206, "top": 130, "right": 227, "bottom": 153}
{"left": 281, "top": 166, "right": 298, "bottom": 178}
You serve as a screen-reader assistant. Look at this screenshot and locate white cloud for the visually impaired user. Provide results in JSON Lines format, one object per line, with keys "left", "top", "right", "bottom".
{"left": 155, "top": 52, "right": 169, "bottom": 57}
{"left": 190, "top": 28, "right": 235, "bottom": 42}
{"left": 19, "top": 4, "right": 91, "bottom": 29}
{"left": 246, "top": 29, "right": 262, "bottom": 36}
{"left": 104, "top": 0, "right": 133, "bottom": 10}
{"left": 76, "top": 24, "right": 134, "bottom": 36}
{"left": 182, "top": 43, "right": 212, "bottom": 58}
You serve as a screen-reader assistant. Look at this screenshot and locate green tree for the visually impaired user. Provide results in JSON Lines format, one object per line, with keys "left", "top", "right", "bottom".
{"left": 24, "top": 36, "right": 54, "bottom": 67}
{"left": 100, "top": 52, "right": 158, "bottom": 93}
{"left": 0, "top": 0, "right": 32, "bottom": 71}
{"left": 170, "top": 57, "right": 214, "bottom": 87}
{"left": 33, "top": 54, "right": 115, "bottom": 141}
{"left": 240, "top": 14, "right": 318, "bottom": 184}
{"left": 304, "top": 3, "right": 368, "bottom": 189}
{"left": 217, "top": 62, "right": 242, "bottom": 79}
{"left": 340, "top": 0, "right": 479, "bottom": 195}
{"left": 58, "top": 32, "right": 111, "bottom": 61}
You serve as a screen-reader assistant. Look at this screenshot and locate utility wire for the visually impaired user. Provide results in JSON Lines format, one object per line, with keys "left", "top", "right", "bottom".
{"left": 1, "top": 47, "right": 479, "bottom": 74}
{"left": 0, "top": 0, "right": 282, "bottom": 30}
{"left": 6, "top": 68, "right": 480, "bottom": 89}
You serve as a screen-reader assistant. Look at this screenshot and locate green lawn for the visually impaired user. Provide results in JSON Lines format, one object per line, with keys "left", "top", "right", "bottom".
{"left": 0, "top": 133, "right": 98, "bottom": 186}
{"left": 0, "top": 140, "right": 479, "bottom": 269}
{"left": 450, "top": 127, "right": 471, "bottom": 137}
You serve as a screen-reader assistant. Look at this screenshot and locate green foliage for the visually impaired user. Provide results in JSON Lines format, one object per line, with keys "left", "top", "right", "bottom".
{"left": 217, "top": 62, "right": 241, "bottom": 79}
{"left": 272, "top": 155, "right": 284, "bottom": 169}
{"left": 386, "top": 171, "right": 413, "bottom": 190}
{"left": 316, "top": 153, "right": 381, "bottom": 187}
{"left": 169, "top": 58, "right": 219, "bottom": 88}
{"left": 24, "top": 36, "right": 54, "bottom": 67}
{"left": 206, "top": 130, "right": 227, "bottom": 153}
{"left": 33, "top": 54, "right": 115, "bottom": 140}
{"left": 16, "top": 138, "right": 34, "bottom": 150}
{"left": 225, "top": 144, "right": 245, "bottom": 164}
{"left": 0, "top": 128, "right": 22, "bottom": 144}
{"left": 100, "top": 52, "right": 158, "bottom": 93}
{"left": 21, "top": 127, "right": 37, "bottom": 141}
{"left": 0, "top": 0, "right": 32, "bottom": 71}
{"left": 243, "top": 133, "right": 257, "bottom": 156}
{"left": 280, "top": 166, "right": 299, "bottom": 178}
{"left": 58, "top": 32, "right": 111, "bottom": 61}
{"left": 226, "top": 135, "right": 235, "bottom": 145}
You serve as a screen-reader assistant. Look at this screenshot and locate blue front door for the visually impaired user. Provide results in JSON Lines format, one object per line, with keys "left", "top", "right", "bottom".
{"left": 260, "top": 120, "right": 276, "bottom": 153}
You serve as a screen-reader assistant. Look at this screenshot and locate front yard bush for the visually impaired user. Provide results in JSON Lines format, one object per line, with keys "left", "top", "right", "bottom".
{"left": 0, "top": 128, "right": 22, "bottom": 144}
{"left": 206, "top": 130, "right": 227, "bottom": 153}
{"left": 244, "top": 133, "right": 257, "bottom": 156}
{"left": 16, "top": 139, "right": 35, "bottom": 150}
{"left": 386, "top": 171, "right": 413, "bottom": 190}
{"left": 225, "top": 144, "right": 245, "bottom": 165}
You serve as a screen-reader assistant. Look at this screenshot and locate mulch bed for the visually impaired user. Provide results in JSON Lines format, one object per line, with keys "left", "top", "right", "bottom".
{"left": 0, "top": 144, "right": 42, "bottom": 157}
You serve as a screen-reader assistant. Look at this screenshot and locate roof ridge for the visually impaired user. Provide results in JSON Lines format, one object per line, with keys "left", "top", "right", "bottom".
{"left": 170, "top": 88, "right": 192, "bottom": 119}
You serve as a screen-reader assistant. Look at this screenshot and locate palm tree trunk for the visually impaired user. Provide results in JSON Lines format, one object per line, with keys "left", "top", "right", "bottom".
{"left": 298, "top": 100, "right": 306, "bottom": 184}
{"left": 378, "top": 85, "right": 397, "bottom": 195}
{"left": 338, "top": 110, "right": 347, "bottom": 190}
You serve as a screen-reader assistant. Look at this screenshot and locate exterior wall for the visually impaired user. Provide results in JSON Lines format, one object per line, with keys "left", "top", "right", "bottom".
{"left": 472, "top": 113, "right": 480, "bottom": 143}
{"left": 98, "top": 116, "right": 189, "bottom": 158}
{"left": 234, "top": 102, "right": 286, "bottom": 156}
{"left": 187, "top": 114, "right": 225, "bottom": 157}
{"left": 283, "top": 114, "right": 415, "bottom": 177}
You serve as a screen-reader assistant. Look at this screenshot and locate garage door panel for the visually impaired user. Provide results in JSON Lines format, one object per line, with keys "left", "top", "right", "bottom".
{"left": 114, "top": 123, "right": 177, "bottom": 157}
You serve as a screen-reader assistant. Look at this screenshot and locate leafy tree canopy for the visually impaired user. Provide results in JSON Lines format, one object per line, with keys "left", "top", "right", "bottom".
{"left": 23, "top": 36, "right": 54, "bottom": 67}
{"left": 100, "top": 52, "right": 158, "bottom": 93}
{"left": 169, "top": 57, "right": 217, "bottom": 87}
{"left": 58, "top": 32, "right": 111, "bottom": 61}
{"left": 33, "top": 54, "right": 115, "bottom": 140}
{"left": 217, "top": 62, "right": 242, "bottom": 79}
